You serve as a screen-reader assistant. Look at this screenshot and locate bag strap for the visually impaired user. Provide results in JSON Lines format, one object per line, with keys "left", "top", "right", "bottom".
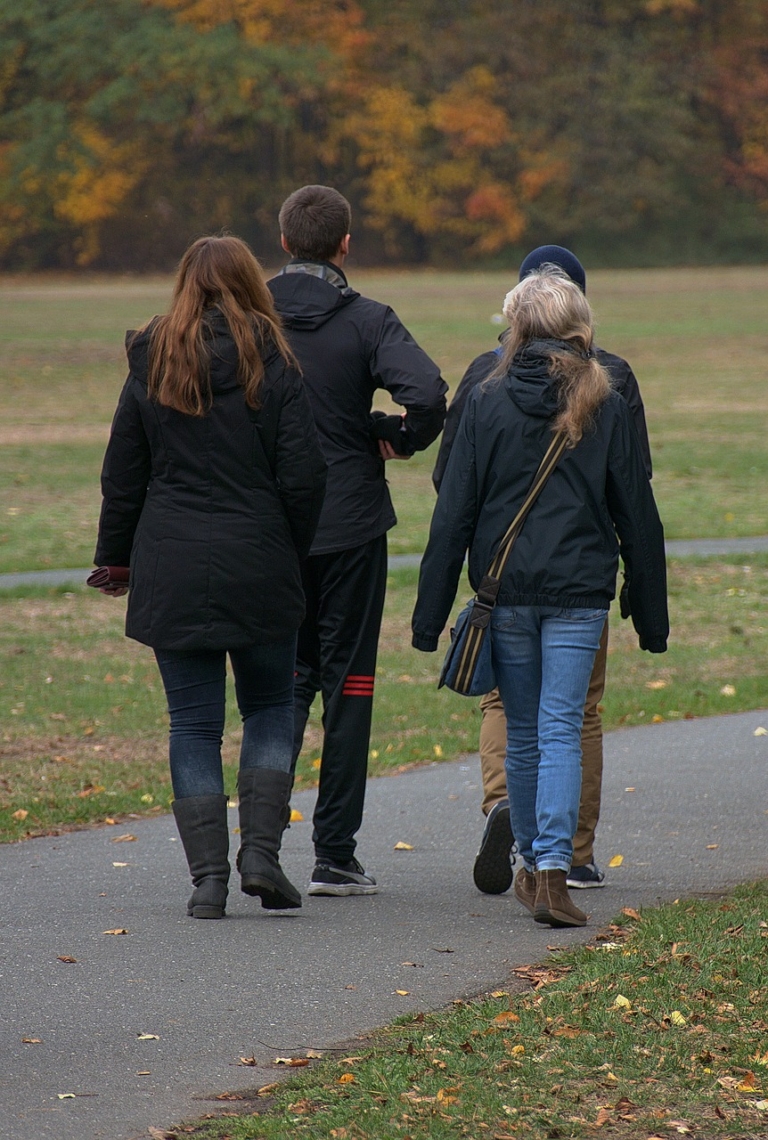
{"left": 475, "top": 430, "right": 568, "bottom": 609}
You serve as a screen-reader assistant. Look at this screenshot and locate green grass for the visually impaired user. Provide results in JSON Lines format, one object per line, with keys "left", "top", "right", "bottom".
{"left": 2, "top": 557, "right": 767, "bottom": 843}
{"left": 1, "top": 267, "right": 767, "bottom": 571}
{"left": 184, "top": 881, "right": 768, "bottom": 1139}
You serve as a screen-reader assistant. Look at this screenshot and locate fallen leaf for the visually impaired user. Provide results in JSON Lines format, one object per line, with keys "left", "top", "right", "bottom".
{"left": 625, "top": 786, "right": 636, "bottom": 792}
{"left": 720, "top": 684, "right": 736, "bottom": 696}
{"left": 754, "top": 726, "right": 767, "bottom": 736}
{"left": 137, "top": 1071, "right": 151, "bottom": 1076}
{"left": 395, "top": 989, "right": 410, "bottom": 996}
{"left": 490, "top": 990, "right": 509, "bottom": 998}
{"left": 394, "top": 841, "right": 414, "bottom": 850}
{"left": 338, "top": 1073, "right": 355, "bottom": 1084}
{"left": 755, "top": 1099, "right": 768, "bottom": 1111}
{"left": 646, "top": 680, "right": 667, "bottom": 689}
{"left": 57, "top": 956, "right": 77, "bottom": 964}
{"left": 652, "top": 714, "right": 664, "bottom": 723}
{"left": 669, "top": 1122, "right": 693, "bottom": 1134}
{"left": 608, "top": 854, "right": 623, "bottom": 868}
{"left": 613, "top": 995, "right": 632, "bottom": 1010}
{"left": 706, "top": 844, "right": 719, "bottom": 850}
{"left": 400, "top": 961, "right": 423, "bottom": 968}
{"left": 57, "top": 1094, "right": 76, "bottom": 1100}
{"left": 111, "top": 833, "right": 137, "bottom": 843}
{"left": 493, "top": 1011, "right": 520, "bottom": 1025}
{"left": 137, "top": 1033, "right": 159, "bottom": 1040}
{"left": 509, "top": 1044, "right": 525, "bottom": 1055}
{"left": 737, "top": 1071, "right": 758, "bottom": 1091}
{"left": 595, "top": 1106, "right": 611, "bottom": 1127}
{"left": 238, "top": 1056, "right": 257, "bottom": 1066}
{"left": 140, "top": 794, "right": 153, "bottom": 803}
{"left": 112, "top": 861, "right": 128, "bottom": 867}
{"left": 431, "top": 947, "right": 454, "bottom": 953}
{"left": 21, "top": 1037, "right": 42, "bottom": 1044}
{"left": 256, "top": 1082, "right": 279, "bottom": 1094}
{"left": 148, "top": 1129, "right": 177, "bottom": 1140}
{"left": 12, "top": 809, "right": 28, "bottom": 821}
{"left": 621, "top": 907, "right": 641, "bottom": 921}
{"left": 668, "top": 1010, "right": 687, "bottom": 1026}
{"left": 433, "top": 745, "right": 443, "bottom": 757}
{"left": 289, "top": 808, "right": 304, "bottom": 822}
{"left": 104, "top": 818, "right": 116, "bottom": 825}
{"left": 752, "top": 1051, "right": 768, "bottom": 1066}
{"left": 459, "top": 1040, "right": 474, "bottom": 1053}
{"left": 436, "top": 1087, "right": 459, "bottom": 1104}
{"left": 103, "top": 928, "right": 128, "bottom": 935}
{"left": 305, "top": 1049, "right": 324, "bottom": 1058}
{"left": 553, "top": 1025, "right": 581, "bottom": 1038}
{"left": 311, "top": 758, "right": 321, "bottom": 769}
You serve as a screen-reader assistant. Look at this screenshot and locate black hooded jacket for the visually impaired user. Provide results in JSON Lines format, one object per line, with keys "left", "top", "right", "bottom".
{"left": 412, "top": 341, "right": 668, "bottom": 654}
{"left": 94, "top": 313, "right": 327, "bottom": 651}
{"left": 432, "top": 344, "right": 652, "bottom": 491}
{"left": 268, "top": 262, "right": 447, "bottom": 555}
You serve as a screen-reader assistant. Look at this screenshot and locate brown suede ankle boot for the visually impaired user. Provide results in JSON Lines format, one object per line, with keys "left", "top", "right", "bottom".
{"left": 513, "top": 867, "right": 536, "bottom": 915}
{"left": 533, "top": 869, "right": 587, "bottom": 927}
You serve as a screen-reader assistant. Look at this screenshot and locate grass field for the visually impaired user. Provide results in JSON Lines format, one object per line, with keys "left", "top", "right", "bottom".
{"left": 1, "top": 268, "right": 767, "bottom": 843}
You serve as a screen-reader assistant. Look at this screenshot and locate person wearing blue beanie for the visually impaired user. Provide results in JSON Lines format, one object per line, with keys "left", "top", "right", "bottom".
{"left": 432, "top": 246, "right": 652, "bottom": 899}
{"left": 519, "top": 245, "right": 587, "bottom": 295}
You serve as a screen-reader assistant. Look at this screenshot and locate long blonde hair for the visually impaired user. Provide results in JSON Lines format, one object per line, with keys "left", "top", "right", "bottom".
{"left": 493, "top": 266, "right": 611, "bottom": 446}
{"left": 143, "top": 235, "right": 296, "bottom": 416}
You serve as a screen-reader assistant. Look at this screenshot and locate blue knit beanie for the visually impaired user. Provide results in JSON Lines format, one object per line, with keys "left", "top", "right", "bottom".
{"left": 519, "top": 245, "right": 586, "bottom": 294}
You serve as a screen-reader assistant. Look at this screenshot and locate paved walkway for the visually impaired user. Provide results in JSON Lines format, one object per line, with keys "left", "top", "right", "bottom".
{"left": 1, "top": 536, "right": 768, "bottom": 591}
{"left": 1, "top": 709, "right": 766, "bottom": 1140}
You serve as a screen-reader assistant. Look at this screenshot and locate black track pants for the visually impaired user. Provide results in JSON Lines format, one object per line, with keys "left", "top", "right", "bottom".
{"left": 291, "top": 535, "right": 388, "bottom": 865}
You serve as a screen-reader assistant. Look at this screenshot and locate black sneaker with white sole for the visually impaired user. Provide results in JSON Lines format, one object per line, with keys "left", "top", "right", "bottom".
{"left": 566, "top": 862, "right": 606, "bottom": 888}
{"left": 308, "top": 857, "right": 378, "bottom": 896}
{"left": 472, "top": 799, "right": 515, "bottom": 894}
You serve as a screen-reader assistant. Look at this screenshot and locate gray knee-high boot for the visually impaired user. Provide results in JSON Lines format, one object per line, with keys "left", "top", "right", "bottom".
{"left": 172, "top": 794, "right": 230, "bottom": 919}
{"left": 237, "top": 768, "right": 301, "bottom": 909}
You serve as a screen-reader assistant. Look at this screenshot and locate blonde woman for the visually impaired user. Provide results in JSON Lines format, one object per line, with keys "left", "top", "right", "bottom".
{"left": 412, "top": 267, "right": 668, "bottom": 927}
{"left": 95, "top": 236, "right": 326, "bottom": 918}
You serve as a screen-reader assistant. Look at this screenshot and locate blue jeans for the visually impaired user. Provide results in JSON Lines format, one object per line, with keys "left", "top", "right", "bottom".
{"left": 491, "top": 606, "right": 608, "bottom": 873}
{"left": 154, "top": 637, "right": 297, "bottom": 799}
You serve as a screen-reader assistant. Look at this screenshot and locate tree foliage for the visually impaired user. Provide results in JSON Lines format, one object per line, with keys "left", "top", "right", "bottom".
{"left": 1, "top": 0, "right": 767, "bottom": 267}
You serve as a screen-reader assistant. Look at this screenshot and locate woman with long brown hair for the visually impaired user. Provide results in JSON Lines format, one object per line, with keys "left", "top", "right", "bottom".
{"left": 412, "top": 266, "right": 668, "bottom": 927}
{"left": 94, "top": 235, "right": 326, "bottom": 918}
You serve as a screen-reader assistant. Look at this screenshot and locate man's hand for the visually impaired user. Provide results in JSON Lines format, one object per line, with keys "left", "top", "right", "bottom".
{"left": 99, "top": 586, "right": 128, "bottom": 597}
{"left": 378, "top": 440, "right": 410, "bottom": 461}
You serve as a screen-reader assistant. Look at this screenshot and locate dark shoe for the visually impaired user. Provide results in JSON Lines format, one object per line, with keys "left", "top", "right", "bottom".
{"left": 308, "top": 857, "right": 378, "bottom": 896}
{"left": 513, "top": 866, "right": 536, "bottom": 915}
{"left": 473, "top": 799, "right": 514, "bottom": 894}
{"left": 237, "top": 768, "right": 301, "bottom": 910}
{"left": 172, "top": 794, "right": 230, "bottom": 919}
{"left": 566, "top": 862, "right": 606, "bottom": 889}
{"left": 533, "top": 869, "right": 587, "bottom": 928}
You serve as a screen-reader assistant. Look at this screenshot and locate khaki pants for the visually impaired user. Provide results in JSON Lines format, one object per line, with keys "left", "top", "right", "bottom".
{"left": 479, "top": 618, "right": 608, "bottom": 868}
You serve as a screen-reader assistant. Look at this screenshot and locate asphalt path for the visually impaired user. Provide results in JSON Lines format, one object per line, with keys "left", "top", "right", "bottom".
{"left": 1, "top": 708, "right": 767, "bottom": 1140}
{"left": 1, "top": 536, "right": 768, "bottom": 591}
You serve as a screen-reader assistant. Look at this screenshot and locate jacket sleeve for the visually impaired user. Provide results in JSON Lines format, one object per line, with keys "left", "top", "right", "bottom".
{"left": 432, "top": 350, "right": 498, "bottom": 491}
{"left": 273, "top": 367, "right": 328, "bottom": 560}
{"left": 369, "top": 307, "right": 447, "bottom": 454}
{"left": 605, "top": 401, "right": 669, "bottom": 652}
{"left": 94, "top": 376, "right": 151, "bottom": 566}
{"left": 602, "top": 353, "right": 652, "bottom": 479}
{"left": 412, "top": 395, "right": 480, "bottom": 651}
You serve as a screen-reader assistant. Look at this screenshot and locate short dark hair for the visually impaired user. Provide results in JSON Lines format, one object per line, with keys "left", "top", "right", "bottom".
{"left": 279, "top": 185, "right": 351, "bottom": 262}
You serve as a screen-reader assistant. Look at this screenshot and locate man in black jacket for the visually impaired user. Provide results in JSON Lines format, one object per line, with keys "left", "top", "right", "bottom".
{"left": 269, "top": 185, "right": 447, "bottom": 895}
{"left": 432, "top": 245, "right": 653, "bottom": 899}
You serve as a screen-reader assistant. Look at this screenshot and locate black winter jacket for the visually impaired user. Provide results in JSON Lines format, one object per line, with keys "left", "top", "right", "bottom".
{"left": 94, "top": 313, "right": 327, "bottom": 652}
{"left": 268, "top": 262, "right": 447, "bottom": 555}
{"left": 412, "top": 341, "right": 668, "bottom": 654}
{"left": 432, "top": 344, "right": 652, "bottom": 490}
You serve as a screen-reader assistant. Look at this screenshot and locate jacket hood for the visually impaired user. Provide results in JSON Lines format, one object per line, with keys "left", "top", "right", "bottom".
{"left": 503, "top": 338, "right": 569, "bottom": 418}
{"left": 124, "top": 311, "right": 280, "bottom": 393}
{"left": 268, "top": 271, "right": 359, "bottom": 331}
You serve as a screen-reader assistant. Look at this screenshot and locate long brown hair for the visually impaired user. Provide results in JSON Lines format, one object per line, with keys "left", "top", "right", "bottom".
{"left": 492, "top": 266, "right": 611, "bottom": 446}
{"left": 144, "top": 235, "right": 296, "bottom": 416}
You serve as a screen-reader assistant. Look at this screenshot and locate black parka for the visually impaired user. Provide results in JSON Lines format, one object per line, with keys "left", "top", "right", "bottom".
{"left": 94, "top": 314, "right": 327, "bottom": 652}
{"left": 268, "top": 262, "right": 447, "bottom": 555}
{"left": 432, "top": 344, "right": 652, "bottom": 490}
{"left": 412, "top": 341, "right": 668, "bottom": 655}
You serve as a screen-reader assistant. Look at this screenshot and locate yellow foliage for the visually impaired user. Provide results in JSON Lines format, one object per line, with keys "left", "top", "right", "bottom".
{"left": 52, "top": 124, "right": 148, "bottom": 264}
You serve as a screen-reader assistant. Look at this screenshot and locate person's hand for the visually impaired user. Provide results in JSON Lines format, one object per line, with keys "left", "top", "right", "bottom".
{"left": 99, "top": 586, "right": 128, "bottom": 597}
{"left": 378, "top": 440, "right": 410, "bottom": 461}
